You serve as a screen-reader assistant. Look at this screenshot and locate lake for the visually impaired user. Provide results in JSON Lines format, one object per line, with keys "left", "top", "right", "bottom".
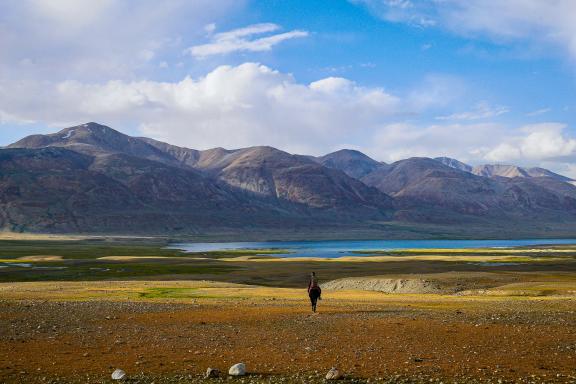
{"left": 169, "top": 238, "right": 576, "bottom": 258}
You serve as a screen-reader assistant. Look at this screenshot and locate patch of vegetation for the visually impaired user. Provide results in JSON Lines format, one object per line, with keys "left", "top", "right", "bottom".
{"left": 0, "top": 261, "right": 238, "bottom": 282}
{"left": 352, "top": 248, "right": 576, "bottom": 258}
{"left": 136, "top": 287, "right": 240, "bottom": 299}
{"left": 0, "top": 239, "right": 188, "bottom": 259}
{"left": 0, "top": 239, "right": 292, "bottom": 260}
{"left": 190, "top": 248, "right": 291, "bottom": 258}
{"left": 138, "top": 287, "right": 201, "bottom": 299}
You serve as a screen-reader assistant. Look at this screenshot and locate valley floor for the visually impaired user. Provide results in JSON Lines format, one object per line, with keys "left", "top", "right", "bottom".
{"left": 2, "top": 241, "right": 576, "bottom": 383}
{"left": 1, "top": 280, "right": 576, "bottom": 383}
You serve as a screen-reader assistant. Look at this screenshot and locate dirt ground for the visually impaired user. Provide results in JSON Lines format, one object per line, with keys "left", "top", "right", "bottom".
{"left": 1, "top": 281, "right": 576, "bottom": 383}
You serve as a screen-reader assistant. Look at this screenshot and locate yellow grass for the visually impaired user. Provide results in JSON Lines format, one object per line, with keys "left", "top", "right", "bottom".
{"left": 16, "top": 256, "right": 64, "bottom": 261}
{"left": 96, "top": 256, "right": 211, "bottom": 261}
{"left": 0, "top": 232, "right": 87, "bottom": 241}
{"left": 220, "top": 254, "right": 574, "bottom": 263}
{"left": 1, "top": 280, "right": 575, "bottom": 306}
{"left": 364, "top": 247, "right": 576, "bottom": 254}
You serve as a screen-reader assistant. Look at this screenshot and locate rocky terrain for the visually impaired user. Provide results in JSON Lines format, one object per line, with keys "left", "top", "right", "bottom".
{"left": 1, "top": 241, "right": 576, "bottom": 383}
{"left": 1, "top": 281, "right": 576, "bottom": 384}
{"left": 2, "top": 122, "right": 576, "bottom": 235}
{"left": 322, "top": 277, "right": 445, "bottom": 294}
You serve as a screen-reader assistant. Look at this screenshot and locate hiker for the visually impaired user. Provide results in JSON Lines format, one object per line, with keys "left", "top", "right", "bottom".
{"left": 308, "top": 272, "right": 321, "bottom": 312}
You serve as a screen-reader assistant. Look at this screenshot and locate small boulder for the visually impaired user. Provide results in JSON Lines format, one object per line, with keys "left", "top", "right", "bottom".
{"left": 228, "top": 363, "right": 246, "bottom": 376}
{"left": 326, "top": 367, "right": 342, "bottom": 380}
{"left": 205, "top": 368, "right": 220, "bottom": 378}
{"left": 111, "top": 369, "right": 126, "bottom": 380}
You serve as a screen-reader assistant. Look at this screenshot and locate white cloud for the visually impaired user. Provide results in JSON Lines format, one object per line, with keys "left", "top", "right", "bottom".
{"left": 407, "top": 74, "right": 466, "bottom": 110}
{"left": 1, "top": 60, "right": 575, "bottom": 178}
{"left": 484, "top": 123, "right": 576, "bottom": 162}
{"left": 483, "top": 143, "right": 523, "bottom": 163}
{"left": 354, "top": 0, "right": 576, "bottom": 61}
{"left": 436, "top": 102, "right": 509, "bottom": 121}
{"left": 0, "top": 0, "right": 243, "bottom": 81}
{"left": 215, "top": 23, "right": 280, "bottom": 40}
{"left": 526, "top": 108, "right": 551, "bottom": 117}
{"left": 204, "top": 23, "right": 217, "bottom": 34}
{"left": 559, "top": 164, "right": 576, "bottom": 179}
{"left": 187, "top": 23, "right": 309, "bottom": 58}
{"left": 27, "top": 0, "right": 116, "bottom": 28}
{"left": 367, "top": 122, "right": 506, "bottom": 163}
{"left": 365, "top": 121, "right": 576, "bottom": 179}
{"left": 0, "top": 63, "right": 402, "bottom": 155}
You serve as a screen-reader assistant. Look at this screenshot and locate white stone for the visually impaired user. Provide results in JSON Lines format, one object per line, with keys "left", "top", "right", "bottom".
{"left": 111, "top": 368, "right": 126, "bottom": 380}
{"left": 326, "top": 367, "right": 342, "bottom": 380}
{"left": 228, "top": 363, "right": 246, "bottom": 376}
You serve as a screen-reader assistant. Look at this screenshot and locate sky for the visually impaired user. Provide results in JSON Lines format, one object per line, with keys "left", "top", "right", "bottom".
{"left": 1, "top": 0, "right": 576, "bottom": 176}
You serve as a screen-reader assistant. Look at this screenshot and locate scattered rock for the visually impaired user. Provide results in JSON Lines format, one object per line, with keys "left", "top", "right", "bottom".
{"left": 111, "top": 368, "right": 126, "bottom": 380}
{"left": 326, "top": 367, "right": 342, "bottom": 380}
{"left": 205, "top": 368, "right": 220, "bottom": 378}
{"left": 228, "top": 363, "right": 246, "bottom": 376}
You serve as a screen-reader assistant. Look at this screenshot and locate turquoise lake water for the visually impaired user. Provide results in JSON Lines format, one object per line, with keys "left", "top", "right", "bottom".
{"left": 169, "top": 238, "right": 576, "bottom": 258}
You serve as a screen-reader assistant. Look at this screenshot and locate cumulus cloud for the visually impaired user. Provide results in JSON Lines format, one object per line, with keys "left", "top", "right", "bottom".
{"left": 26, "top": 0, "right": 118, "bottom": 28}
{"left": 0, "top": 0, "right": 242, "bottom": 81}
{"left": 484, "top": 123, "right": 576, "bottom": 162}
{"left": 187, "top": 23, "right": 308, "bottom": 58}
{"left": 354, "top": 0, "right": 576, "bottom": 61}
{"left": 364, "top": 121, "right": 576, "bottom": 180}
{"left": 0, "top": 63, "right": 402, "bottom": 155}
{"left": 1, "top": 58, "right": 575, "bottom": 177}
{"left": 366, "top": 122, "right": 507, "bottom": 163}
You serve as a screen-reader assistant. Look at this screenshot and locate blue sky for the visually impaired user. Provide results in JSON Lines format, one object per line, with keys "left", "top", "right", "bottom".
{"left": 1, "top": 0, "right": 575, "bottom": 176}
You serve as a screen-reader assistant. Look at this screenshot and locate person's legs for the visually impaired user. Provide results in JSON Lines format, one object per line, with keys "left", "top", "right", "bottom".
{"left": 310, "top": 290, "right": 319, "bottom": 312}
{"left": 309, "top": 293, "right": 316, "bottom": 312}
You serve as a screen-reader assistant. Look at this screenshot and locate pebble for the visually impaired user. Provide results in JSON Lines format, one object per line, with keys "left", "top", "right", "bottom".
{"left": 111, "top": 368, "right": 127, "bottom": 380}
{"left": 228, "top": 363, "right": 246, "bottom": 376}
{"left": 326, "top": 367, "right": 343, "bottom": 380}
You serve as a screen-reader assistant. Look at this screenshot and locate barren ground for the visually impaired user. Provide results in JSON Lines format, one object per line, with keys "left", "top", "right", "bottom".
{"left": 1, "top": 281, "right": 576, "bottom": 384}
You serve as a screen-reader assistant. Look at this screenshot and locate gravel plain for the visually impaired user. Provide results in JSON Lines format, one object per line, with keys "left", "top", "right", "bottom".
{"left": 1, "top": 282, "right": 576, "bottom": 384}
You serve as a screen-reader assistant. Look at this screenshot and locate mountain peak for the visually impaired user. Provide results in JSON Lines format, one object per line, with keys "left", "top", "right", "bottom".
{"left": 9, "top": 122, "right": 125, "bottom": 149}
{"left": 318, "top": 149, "right": 384, "bottom": 179}
{"left": 434, "top": 158, "right": 574, "bottom": 182}
{"left": 326, "top": 149, "right": 372, "bottom": 158}
{"left": 9, "top": 122, "right": 178, "bottom": 165}
{"left": 2, "top": 124, "right": 576, "bottom": 235}
{"left": 434, "top": 157, "right": 473, "bottom": 173}
{"left": 56, "top": 122, "right": 124, "bottom": 139}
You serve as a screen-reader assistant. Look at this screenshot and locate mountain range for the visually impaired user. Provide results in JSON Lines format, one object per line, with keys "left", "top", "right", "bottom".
{"left": 2, "top": 122, "right": 576, "bottom": 238}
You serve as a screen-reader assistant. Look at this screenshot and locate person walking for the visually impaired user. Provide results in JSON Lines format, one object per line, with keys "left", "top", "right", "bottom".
{"left": 307, "top": 272, "right": 321, "bottom": 313}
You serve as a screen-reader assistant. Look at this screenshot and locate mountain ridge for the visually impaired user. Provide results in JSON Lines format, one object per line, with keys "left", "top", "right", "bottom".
{"left": 3, "top": 122, "right": 576, "bottom": 237}
{"left": 435, "top": 156, "right": 573, "bottom": 182}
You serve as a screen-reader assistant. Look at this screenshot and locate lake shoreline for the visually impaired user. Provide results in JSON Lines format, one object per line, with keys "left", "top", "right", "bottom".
{"left": 169, "top": 238, "right": 576, "bottom": 258}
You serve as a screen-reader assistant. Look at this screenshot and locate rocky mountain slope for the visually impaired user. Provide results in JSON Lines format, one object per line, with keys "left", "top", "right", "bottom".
{"left": 437, "top": 157, "right": 573, "bottom": 182}
{"left": 3, "top": 122, "right": 576, "bottom": 236}
{"left": 142, "top": 137, "right": 394, "bottom": 214}
{"left": 3, "top": 123, "right": 394, "bottom": 233}
{"left": 362, "top": 157, "right": 576, "bottom": 223}
{"left": 434, "top": 157, "right": 473, "bottom": 173}
{"left": 316, "top": 149, "right": 386, "bottom": 179}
